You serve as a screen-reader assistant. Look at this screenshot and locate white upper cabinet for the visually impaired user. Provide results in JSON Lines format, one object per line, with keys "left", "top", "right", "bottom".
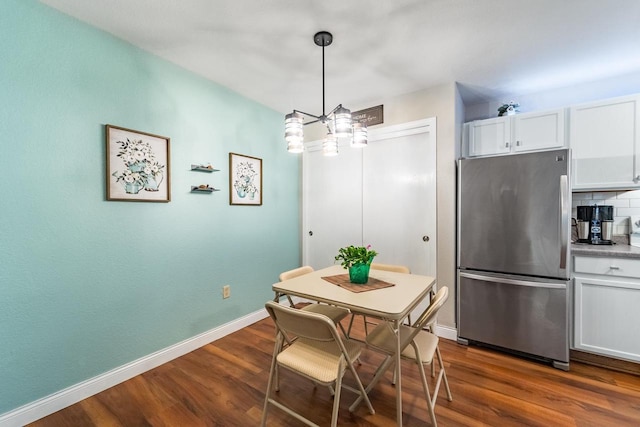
{"left": 570, "top": 95, "right": 640, "bottom": 190}
{"left": 466, "top": 108, "right": 566, "bottom": 158}
{"left": 468, "top": 116, "right": 511, "bottom": 157}
{"left": 513, "top": 109, "right": 566, "bottom": 153}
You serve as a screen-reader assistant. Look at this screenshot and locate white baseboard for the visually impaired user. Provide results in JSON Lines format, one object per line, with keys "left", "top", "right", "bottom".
{"left": 0, "top": 309, "right": 270, "bottom": 427}
{"left": 0, "top": 302, "right": 459, "bottom": 427}
{"left": 433, "top": 324, "right": 458, "bottom": 341}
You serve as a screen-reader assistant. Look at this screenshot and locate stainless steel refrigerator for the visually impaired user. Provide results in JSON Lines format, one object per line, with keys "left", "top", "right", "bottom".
{"left": 457, "top": 148, "right": 571, "bottom": 370}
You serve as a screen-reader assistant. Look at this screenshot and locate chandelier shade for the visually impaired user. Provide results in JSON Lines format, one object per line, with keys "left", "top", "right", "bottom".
{"left": 322, "top": 132, "right": 338, "bottom": 156}
{"left": 333, "top": 106, "right": 353, "bottom": 138}
{"left": 285, "top": 112, "right": 304, "bottom": 153}
{"left": 352, "top": 123, "right": 368, "bottom": 148}
{"left": 285, "top": 31, "right": 367, "bottom": 156}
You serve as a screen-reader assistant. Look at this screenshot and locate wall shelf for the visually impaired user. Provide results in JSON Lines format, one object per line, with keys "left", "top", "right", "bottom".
{"left": 191, "top": 164, "right": 219, "bottom": 172}
{"left": 191, "top": 162, "right": 219, "bottom": 193}
{"left": 191, "top": 185, "right": 220, "bottom": 193}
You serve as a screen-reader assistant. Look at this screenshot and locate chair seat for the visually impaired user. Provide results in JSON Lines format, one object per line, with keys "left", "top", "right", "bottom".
{"left": 277, "top": 337, "right": 363, "bottom": 383}
{"left": 301, "top": 304, "right": 349, "bottom": 324}
{"left": 366, "top": 323, "right": 439, "bottom": 365}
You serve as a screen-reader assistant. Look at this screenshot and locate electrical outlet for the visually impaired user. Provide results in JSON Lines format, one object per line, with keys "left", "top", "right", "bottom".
{"left": 222, "top": 285, "right": 231, "bottom": 299}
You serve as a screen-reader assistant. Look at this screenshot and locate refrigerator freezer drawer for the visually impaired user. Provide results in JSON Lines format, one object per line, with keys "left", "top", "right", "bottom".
{"left": 458, "top": 271, "right": 569, "bottom": 363}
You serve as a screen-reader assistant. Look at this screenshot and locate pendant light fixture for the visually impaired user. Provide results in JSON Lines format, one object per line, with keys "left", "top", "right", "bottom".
{"left": 285, "top": 31, "right": 368, "bottom": 156}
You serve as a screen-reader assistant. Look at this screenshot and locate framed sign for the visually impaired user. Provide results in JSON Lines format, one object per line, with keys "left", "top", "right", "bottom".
{"left": 352, "top": 105, "right": 384, "bottom": 126}
{"left": 229, "top": 152, "right": 262, "bottom": 205}
{"left": 106, "top": 125, "right": 171, "bottom": 202}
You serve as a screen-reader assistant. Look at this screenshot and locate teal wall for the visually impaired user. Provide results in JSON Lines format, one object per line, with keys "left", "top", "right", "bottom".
{"left": 0, "top": 0, "right": 300, "bottom": 415}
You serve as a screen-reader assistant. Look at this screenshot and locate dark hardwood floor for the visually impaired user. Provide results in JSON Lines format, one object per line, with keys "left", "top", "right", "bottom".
{"left": 30, "top": 308, "right": 640, "bottom": 426}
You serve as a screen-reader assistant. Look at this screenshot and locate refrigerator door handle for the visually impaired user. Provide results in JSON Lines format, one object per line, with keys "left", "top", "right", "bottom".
{"left": 459, "top": 272, "right": 567, "bottom": 289}
{"left": 559, "top": 174, "right": 569, "bottom": 269}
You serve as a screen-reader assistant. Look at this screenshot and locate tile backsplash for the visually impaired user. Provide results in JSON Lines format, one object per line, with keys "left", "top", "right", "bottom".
{"left": 572, "top": 190, "right": 640, "bottom": 236}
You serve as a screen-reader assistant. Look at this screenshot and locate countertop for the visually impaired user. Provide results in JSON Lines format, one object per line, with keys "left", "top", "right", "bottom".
{"left": 571, "top": 242, "right": 640, "bottom": 259}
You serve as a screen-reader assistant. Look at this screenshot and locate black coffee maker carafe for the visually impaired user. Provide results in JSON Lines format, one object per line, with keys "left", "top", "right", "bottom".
{"left": 576, "top": 205, "right": 613, "bottom": 245}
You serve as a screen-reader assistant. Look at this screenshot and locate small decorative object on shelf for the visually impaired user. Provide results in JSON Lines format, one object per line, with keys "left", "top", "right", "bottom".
{"left": 498, "top": 101, "right": 520, "bottom": 117}
{"left": 190, "top": 185, "right": 219, "bottom": 193}
{"left": 191, "top": 164, "right": 219, "bottom": 172}
{"left": 335, "top": 245, "right": 378, "bottom": 284}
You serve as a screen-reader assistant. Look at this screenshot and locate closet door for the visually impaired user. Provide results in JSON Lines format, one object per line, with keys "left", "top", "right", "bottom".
{"left": 302, "top": 143, "right": 363, "bottom": 270}
{"left": 302, "top": 118, "right": 436, "bottom": 280}
{"left": 362, "top": 128, "right": 436, "bottom": 277}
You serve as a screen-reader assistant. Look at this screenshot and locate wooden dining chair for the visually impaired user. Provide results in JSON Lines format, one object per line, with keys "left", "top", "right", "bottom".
{"left": 346, "top": 263, "right": 411, "bottom": 338}
{"left": 262, "top": 301, "right": 375, "bottom": 427}
{"left": 351, "top": 286, "right": 452, "bottom": 426}
{"left": 279, "top": 266, "right": 349, "bottom": 334}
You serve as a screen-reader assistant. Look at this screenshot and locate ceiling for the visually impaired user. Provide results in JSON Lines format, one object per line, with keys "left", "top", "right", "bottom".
{"left": 40, "top": 0, "right": 640, "bottom": 116}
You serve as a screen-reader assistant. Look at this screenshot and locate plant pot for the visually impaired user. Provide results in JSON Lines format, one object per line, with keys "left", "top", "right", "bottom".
{"left": 124, "top": 182, "right": 143, "bottom": 194}
{"left": 144, "top": 174, "right": 161, "bottom": 192}
{"left": 349, "top": 263, "right": 370, "bottom": 284}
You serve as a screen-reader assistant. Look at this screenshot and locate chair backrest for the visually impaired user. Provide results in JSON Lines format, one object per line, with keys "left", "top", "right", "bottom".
{"left": 279, "top": 266, "right": 314, "bottom": 282}
{"left": 370, "top": 262, "right": 410, "bottom": 274}
{"left": 404, "top": 287, "right": 448, "bottom": 346}
{"left": 265, "top": 300, "right": 338, "bottom": 342}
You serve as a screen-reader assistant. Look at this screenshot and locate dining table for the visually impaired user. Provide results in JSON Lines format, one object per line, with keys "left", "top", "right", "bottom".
{"left": 272, "top": 264, "right": 436, "bottom": 426}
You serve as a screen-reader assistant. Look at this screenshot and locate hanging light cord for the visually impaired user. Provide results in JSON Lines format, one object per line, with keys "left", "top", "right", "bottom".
{"left": 321, "top": 42, "right": 326, "bottom": 117}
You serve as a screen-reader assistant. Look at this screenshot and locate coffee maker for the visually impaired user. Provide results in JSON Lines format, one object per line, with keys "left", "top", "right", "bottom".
{"left": 576, "top": 205, "right": 613, "bottom": 245}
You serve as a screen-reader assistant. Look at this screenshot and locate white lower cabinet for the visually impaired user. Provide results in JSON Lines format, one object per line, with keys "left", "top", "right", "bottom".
{"left": 573, "top": 255, "right": 640, "bottom": 362}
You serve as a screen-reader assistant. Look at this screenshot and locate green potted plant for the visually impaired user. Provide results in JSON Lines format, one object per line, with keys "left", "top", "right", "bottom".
{"left": 335, "top": 245, "right": 378, "bottom": 284}
{"left": 498, "top": 101, "right": 519, "bottom": 117}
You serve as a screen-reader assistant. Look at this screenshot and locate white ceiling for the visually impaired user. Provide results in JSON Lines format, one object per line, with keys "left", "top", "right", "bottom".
{"left": 40, "top": 0, "right": 640, "bottom": 116}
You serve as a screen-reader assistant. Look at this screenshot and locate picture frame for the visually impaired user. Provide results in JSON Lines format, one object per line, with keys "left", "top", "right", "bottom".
{"left": 106, "top": 125, "right": 171, "bottom": 202}
{"left": 229, "top": 152, "right": 262, "bottom": 206}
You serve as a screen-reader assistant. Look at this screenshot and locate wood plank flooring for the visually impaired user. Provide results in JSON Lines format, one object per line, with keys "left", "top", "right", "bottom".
{"left": 29, "top": 309, "right": 640, "bottom": 426}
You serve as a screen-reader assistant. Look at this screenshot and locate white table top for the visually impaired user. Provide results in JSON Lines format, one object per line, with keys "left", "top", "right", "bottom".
{"left": 272, "top": 265, "right": 436, "bottom": 321}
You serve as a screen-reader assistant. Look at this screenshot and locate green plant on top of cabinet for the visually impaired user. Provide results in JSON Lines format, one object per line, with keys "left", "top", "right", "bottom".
{"left": 466, "top": 108, "right": 566, "bottom": 158}
{"left": 570, "top": 94, "right": 640, "bottom": 190}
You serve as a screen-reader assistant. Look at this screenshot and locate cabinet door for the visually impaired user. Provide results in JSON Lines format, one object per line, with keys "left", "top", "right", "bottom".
{"left": 513, "top": 108, "right": 565, "bottom": 153}
{"left": 574, "top": 275, "right": 640, "bottom": 362}
{"left": 468, "top": 117, "right": 511, "bottom": 157}
{"left": 570, "top": 95, "right": 640, "bottom": 190}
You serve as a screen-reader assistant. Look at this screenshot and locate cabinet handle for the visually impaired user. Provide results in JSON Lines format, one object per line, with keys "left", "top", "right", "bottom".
{"left": 609, "top": 265, "right": 620, "bottom": 270}
{"left": 505, "top": 142, "right": 510, "bottom": 148}
{"left": 516, "top": 140, "right": 521, "bottom": 146}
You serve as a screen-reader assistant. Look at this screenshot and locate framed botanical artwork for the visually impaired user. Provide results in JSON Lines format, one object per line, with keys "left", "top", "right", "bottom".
{"left": 229, "top": 152, "right": 262, "bottom": 205}
{"left": 106, "top": 125, "right": 171, "bottom": 202}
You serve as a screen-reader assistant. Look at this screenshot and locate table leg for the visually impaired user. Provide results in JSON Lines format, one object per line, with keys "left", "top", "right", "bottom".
{"left": 395, "top": 318, "right": 403, "bottom": 426}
